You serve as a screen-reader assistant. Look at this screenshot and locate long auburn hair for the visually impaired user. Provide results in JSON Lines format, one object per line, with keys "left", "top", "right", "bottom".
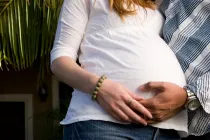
{"left": 109, "top": 0, "right": 156, "bottom": 19}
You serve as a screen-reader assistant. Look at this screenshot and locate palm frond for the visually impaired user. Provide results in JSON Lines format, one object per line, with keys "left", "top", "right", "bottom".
{"left": 0, "top": 0, "right": 63, "bottom": 83}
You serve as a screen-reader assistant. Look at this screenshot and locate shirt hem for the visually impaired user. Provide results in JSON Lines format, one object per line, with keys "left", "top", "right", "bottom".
{"left": 60, "top": 115, "right": 188, "bottom": 137}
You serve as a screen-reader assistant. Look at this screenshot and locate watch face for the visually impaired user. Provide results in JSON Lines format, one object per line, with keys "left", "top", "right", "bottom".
{"left": 189, "top": 100, "right": 200, "bottom": 111}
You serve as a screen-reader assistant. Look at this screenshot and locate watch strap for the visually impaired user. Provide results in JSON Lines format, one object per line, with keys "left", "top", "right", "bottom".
{"left": 184, "top": 87, "right": 200, "bottom": 110}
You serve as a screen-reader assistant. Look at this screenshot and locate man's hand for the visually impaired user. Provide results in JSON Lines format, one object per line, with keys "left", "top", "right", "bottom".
{"left": 138, "top": 82, "right": 187, "bottom": 124}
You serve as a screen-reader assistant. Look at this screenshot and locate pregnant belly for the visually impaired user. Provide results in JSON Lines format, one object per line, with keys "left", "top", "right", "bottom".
{"left": 81, "top": 34, "right": 186, "bottom": 98}
{"left": 108, "top": 47, "right": 185, "bottom": 98}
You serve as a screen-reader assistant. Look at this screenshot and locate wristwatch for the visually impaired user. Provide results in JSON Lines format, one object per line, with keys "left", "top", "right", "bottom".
{"left": 184, "top": 88, "right": 201, "bottom": 111}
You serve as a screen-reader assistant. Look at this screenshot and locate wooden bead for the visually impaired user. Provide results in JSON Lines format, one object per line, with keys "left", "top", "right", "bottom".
{"left": 97, "top": 82, "right": 102, "bottom": 86}
{"left": 93, "top": 91, "right": 97, "bottom": 95}
{"left": 92, "top": 75, "right": 107, "bottom": 101}
{"left": 95, "top": 87, "right": 99, "bottom": 91}
{"left": 92, "top": 95, "right": 97, "bottom": 100}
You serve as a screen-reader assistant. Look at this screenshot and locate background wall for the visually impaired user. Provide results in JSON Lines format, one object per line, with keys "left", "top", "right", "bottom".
{"left": 0, "top": 69, "right": 53, "bottom": 140}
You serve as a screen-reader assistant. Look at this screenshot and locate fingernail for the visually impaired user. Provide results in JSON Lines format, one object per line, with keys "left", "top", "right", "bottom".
{"left": 149, "top": 114, "right": 153, "bottom": 119}
{"left": 146, "top": 114, "right": 153, "bottom": 119}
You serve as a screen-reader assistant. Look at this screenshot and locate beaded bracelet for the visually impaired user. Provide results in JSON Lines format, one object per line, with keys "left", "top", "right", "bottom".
{"left": 92, "top": 75, "right": 107, "bottom": 101}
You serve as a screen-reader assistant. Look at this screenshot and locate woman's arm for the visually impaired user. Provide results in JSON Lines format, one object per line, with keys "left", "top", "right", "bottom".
{"left": 51, "top": 57, "right": 98, "bottom": 95}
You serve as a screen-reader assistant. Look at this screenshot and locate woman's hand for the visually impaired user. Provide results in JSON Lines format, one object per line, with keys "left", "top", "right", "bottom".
{"left": 96, "top": 79, "right": 153, "bottom": 125}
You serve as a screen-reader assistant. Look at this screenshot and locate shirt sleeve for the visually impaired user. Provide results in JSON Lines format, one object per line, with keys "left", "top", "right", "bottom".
{"left": 50, "top": 0, "right": 89, "bottom": 64}
{"left": 186, "top": 71, "right": 210, "bottom": 135}
{"left": 186, "top": 71, "right": 210, "bottom": 114}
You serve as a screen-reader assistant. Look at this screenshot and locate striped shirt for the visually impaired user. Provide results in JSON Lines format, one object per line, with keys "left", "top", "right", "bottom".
{"left": 160, "top": 0, "right": 210, "bottom": 136}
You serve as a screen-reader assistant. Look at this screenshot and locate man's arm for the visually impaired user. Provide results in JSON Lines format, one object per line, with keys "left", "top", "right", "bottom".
{"left": 186, "top": 71, "right": 210, "bottom": 114}
{"left": 144, "top": 0, "right": 210, "bottom": 136}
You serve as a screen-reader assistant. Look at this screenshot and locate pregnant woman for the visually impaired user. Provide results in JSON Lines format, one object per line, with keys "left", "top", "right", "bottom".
{"left": 51, "top": 0, "right": 188, "bottom": 139}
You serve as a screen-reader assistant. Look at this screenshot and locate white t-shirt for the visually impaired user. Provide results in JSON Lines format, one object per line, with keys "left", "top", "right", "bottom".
{"left": 51, "top": 0, "right": 188, "bottom": 135}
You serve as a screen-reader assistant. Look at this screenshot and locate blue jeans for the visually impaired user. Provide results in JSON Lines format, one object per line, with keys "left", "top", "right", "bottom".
{"left": 63, "top": 120, "right": 181, "bottom": 140}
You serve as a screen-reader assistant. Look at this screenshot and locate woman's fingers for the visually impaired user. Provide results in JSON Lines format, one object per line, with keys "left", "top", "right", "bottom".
{"left": 128, "top": 99, "right": 153, "bottom": 119}
{"left": 119, "top": 102, "right": 147, "bottom": 125}
{"left": 112, "top": 108, "right": 131, "bottom": 122}
{"left": 126, "top": 90, "right": 152, "bottom": 119}
{"left": 97, "top": 80, "right": 153, "bottom": 124}
{"left": 97, "top": 94, "right": 131, "bottom": 123}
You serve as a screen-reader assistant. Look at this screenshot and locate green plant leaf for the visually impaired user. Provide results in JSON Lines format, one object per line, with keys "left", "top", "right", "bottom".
{"left": 0, "top": 0, "right": 63, "bottom": 82}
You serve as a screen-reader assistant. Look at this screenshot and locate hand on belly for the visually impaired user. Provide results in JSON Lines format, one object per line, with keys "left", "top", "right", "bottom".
{"left": 138, "top": 81, "right": 188, "bottom": 124}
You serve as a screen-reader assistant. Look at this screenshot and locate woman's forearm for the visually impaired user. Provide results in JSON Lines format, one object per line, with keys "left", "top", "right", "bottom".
{"left": 51, "top": 56, "right": 99, "bottom": 94}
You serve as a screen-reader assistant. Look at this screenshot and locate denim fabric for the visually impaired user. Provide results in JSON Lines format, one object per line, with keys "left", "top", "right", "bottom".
{"left": 63, "top": 120, "right": 180, "bottom": 140}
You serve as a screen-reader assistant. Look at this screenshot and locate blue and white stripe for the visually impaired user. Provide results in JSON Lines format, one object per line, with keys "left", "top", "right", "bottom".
{"left": 161, "top": 0, "right": 210, "bottom": 136}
